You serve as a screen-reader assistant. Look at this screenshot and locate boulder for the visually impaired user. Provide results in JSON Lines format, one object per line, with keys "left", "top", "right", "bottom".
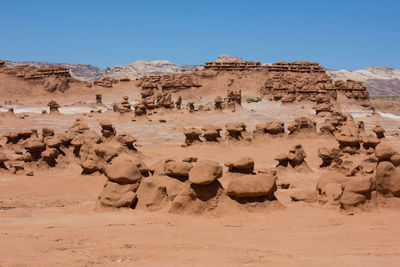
{"left": 98, "top": 181, "right": 138, "bottom": 208}
{"left": 188, "top": 160, "right": 223, "bottom": 185}
{"left": 316, "top": 170, "right": 349, "bottom": 194}
{"left": 227, "top": 172, "right": 277, "bottom": 198}
{"left": 344, "top": 176, "right": 372, "bottom": 194}
{"left": 225, "top": 157, "right": 255, "bottom": 173}
{"left": 41, "top": 148, "right": 59, "bottom": 166}
{"left": 390, "top": 154, "right": 400, "bottom": 167}
{"left": 164, "top": 161, "right": 193, "bottom": 179}
{"left": 290, "top": 189, "right": 317, "bottom": 203}
{"left": 375, "top": 143, "right": 395, "bottom": 161}
{"left": 339, "top": 190, "right": 366, "bottom": 209}
{"left": 322, "top": 183, "right": 343, "bottom": 201}
{"left": 265, "top": 121, "right": 285, "bottom": 135}
{"left": 103, "top": 155, "right": 142, "bottom": 184}
{"left": 116, "top": 132, "right": 137, "bottom": 150}
{"left": 373, "top": 124, "right": 385, "bottom": 139}
{"left": 44, "top": 134, "right": 66, "bottom": 148}
{"left": 375, "top": 162, "right": 400, "bottom": 197}
{"left": 42, "top": 127, "right": 54, "bottom": 137}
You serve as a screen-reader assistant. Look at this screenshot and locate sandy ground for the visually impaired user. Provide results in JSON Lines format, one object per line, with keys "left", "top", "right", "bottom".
{"left": 1, "top": 167, "right": 400, "bottom": 267}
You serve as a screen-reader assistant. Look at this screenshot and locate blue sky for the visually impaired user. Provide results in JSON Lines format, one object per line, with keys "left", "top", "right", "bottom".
{"left": 0, "top": 0, "right": 399, "bottom": 70}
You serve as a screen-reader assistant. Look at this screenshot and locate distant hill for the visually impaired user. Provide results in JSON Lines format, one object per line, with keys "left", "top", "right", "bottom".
{"left": 327, "top": 67, "right": 400, "bottom": 96}
{"left": 4, "top": 59, "right": 400, "bottom": 96}
{"left": 104, "top": 60, "right": 200, "bottom": 80}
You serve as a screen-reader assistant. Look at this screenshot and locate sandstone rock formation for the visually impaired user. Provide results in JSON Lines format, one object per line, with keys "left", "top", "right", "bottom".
{"left": 47, "top": 100, "right": 60, "bottom": 114}
{"left": 0, "top": 62, "right": 78, "bottom": 92}
{"left": 227, "top": 172, "right": 277, "bottom": 199}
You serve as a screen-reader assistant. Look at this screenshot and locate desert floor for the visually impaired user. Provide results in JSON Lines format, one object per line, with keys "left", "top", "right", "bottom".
{"left": 1, "top": 95, "right": 400, "bottom": 266}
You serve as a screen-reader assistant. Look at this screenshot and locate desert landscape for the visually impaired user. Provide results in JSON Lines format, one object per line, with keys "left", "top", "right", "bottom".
{"left": 1, "top": 0, "right": 400, "bottom": 265}
{"left": 0, "top": 54, "right": 400, "bottom": 266}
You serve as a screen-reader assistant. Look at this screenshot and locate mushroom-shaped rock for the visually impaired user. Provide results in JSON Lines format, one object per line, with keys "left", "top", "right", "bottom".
{"left": 116, "top": 132, "right": 137, "bottom": 150}
{"left": 188, "top": 160, "right": 223, "bottom": 185}
{"left": 375, "top": 143, "right": 395, "bottom": 161}
{"left": 361, "top": 134, "right": 380, "bottom": 149}
{"left": 265, "top": 121, "right": 285, "bottom": 135}
{"left": 288, "top": 144, "right": 306, "bottom": 167}
{"left": 96, "top": 94, "right": 103, "bottom": 104}
{"left": 188, "top": 101, "right": 195, "bottom": 113}
{"left": 103, "top": 155, "right": 143, "bottom": 184}
{"left": 164, "top": 161, "right": 193, "bottom": 179}
{"left": 318, "top": 147, "right": 333, "bottom": 166}
{"left": 227, "top": 172, "right": 277, "bottom": 199}
{"left": 47, "top": 100, "right": 60, "bottom": 115}
{"left": 334, "top": 123, "right": 360, "bottom": 150}
{"left": 225, "top": 122, "right": 246, "bottom": 140}
{"left": 201, "top": 125, "right": 222, "bottom": 142}
{"left": 214, "top": 96, "right": 223, "bottom": 110}
{"left": 183, "top": 128, "right": 202, "bottom": 146}
{"left": 100, "top": 120, "right": 116, "bottom": 138}
{"left": 24, "top": 138, "right": 46, "bottom": 159}
{"left": 373, "top": 124, "right": 385, "bottom": 139}
{"left": 225, "top": 157, "right": 255, "bottom": 173}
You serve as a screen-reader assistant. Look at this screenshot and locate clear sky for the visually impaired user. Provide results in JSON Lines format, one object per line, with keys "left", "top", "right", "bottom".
{"left": 1, "top": 0, "right": 399, "bottom": 70}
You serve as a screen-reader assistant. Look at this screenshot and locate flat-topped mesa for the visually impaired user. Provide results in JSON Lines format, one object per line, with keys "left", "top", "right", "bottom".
{"left": 204, "top": 60, "right": 262, "bottom": 71}
{"left": 204, "top": 60, "right": 325, "bottom": 73}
